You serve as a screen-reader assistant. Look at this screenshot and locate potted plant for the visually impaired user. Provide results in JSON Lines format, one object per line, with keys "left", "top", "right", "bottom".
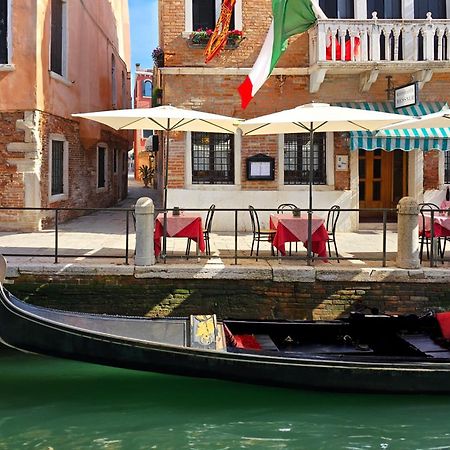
{"left": 151, "top": 46, "right": 164, "bottom": 68}
{"left": 139, "top": 165, "right": 153, "bottom": 187}
{"left": 188, "top": 28, "right": 244, "bottom": 48}
{"left": 226, "top": 29, "right": 244, "bottom": 47}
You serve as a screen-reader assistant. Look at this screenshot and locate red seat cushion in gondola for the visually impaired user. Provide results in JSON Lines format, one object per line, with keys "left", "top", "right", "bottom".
{"left": 234, "top": 334, "right": 262, "bottom": 350}
{"left": 436, "top": 312, "right": 450, "bottom": 339}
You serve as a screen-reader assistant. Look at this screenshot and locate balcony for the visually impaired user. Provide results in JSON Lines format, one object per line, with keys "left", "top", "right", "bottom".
{"left": 308, "top": 14, "right": 450, "bottom": 92}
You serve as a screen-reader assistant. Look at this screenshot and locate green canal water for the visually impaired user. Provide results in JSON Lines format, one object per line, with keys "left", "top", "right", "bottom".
{"left": 1, "top": 349, "right": 450, "bottom": 450}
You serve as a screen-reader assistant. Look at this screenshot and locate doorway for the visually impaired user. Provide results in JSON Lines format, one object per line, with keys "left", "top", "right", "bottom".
{"left": 358, "top": 148, "right": 408, "bottom": 221}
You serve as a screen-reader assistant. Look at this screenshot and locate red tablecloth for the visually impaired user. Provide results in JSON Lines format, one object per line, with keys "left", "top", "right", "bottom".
{"left": 154, "top": 213, "right": 205, "bottom": 256}
{"left": 419, "top": 213, "right": 450, "bottom": 238}
{"left": 270, "top": 214, "right": 329, "bottom": 260}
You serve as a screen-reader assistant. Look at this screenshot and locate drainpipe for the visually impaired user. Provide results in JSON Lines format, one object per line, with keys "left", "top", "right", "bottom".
{"left": 134, "top": 197, "right": 155, "bottom": 266}
{"left": 397, "top": 197, "right": 420, "bottom": 269}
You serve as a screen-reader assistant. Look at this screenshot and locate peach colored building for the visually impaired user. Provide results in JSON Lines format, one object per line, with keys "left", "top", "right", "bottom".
{"left": 155, "top": 0, "right": 450, "bottom": 231}
{"left": 133, "top": 65, "right": 157, "bottom": 185}
{"left": 0, "top": 0, "right": 131, "bottom": 231}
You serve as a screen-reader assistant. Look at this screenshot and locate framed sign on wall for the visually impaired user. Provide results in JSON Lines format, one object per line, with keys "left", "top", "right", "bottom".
{"left": 246, "top": 154, "right": 275, "bottom": 180}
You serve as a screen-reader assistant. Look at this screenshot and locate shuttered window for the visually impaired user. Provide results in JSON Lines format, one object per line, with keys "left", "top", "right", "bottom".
{"left": 192, "top": 132, "right": 234, "bottom": 184}
{"left": 367, "top": 0, "right": 401, "bottom": 19}
{"left": 284, "top": 133, "right": 326, "bottom": 185}
{"left": 414, "top": 0, "right": 446, "bottom": 19}
{"left": 0, "top": 0, "right": 7, "bottom": 64}
{"left": 97, "top": 146, "right": 106, "bottom": 188}
{"left": 51, "top": 0, "right": 63, "bottom": 75}
{"left": 51, "top": 140, "right": 64, "bottom": 195}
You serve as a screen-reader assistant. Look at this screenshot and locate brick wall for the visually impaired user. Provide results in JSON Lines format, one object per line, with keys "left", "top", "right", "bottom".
{"left": 8, "top": 275, "right": 450, "bottom": 320}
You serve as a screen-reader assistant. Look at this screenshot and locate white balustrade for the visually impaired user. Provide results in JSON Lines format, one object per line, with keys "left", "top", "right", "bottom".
{"left": 309, "top": 14, "right": 450, "bottom": 65}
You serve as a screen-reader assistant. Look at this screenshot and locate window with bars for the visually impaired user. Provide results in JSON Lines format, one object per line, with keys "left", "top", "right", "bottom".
{"left": 0, "top": 0, "right": 8, "bottom": 64}
{"left": 192, "top": 132, "right": 234, "bottom": 184}
{"left": 284, "top": 133, "right": 327, "bottom": 185}
{"left": 97, "top": 146, "right": 106, "bottom": 189}
{"left": 51, "top": 140, "right": 64, "bottom": 195}
{"left": 50, "top": 0, "right": 65, "bottom": 75}
{"left": 445, "top": 151, "right": 450, "bottom": 184}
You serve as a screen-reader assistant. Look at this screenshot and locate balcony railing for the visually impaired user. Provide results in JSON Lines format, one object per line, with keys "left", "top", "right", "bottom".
{"left": 309, "top": 14, "right": 450, "bottom": 65}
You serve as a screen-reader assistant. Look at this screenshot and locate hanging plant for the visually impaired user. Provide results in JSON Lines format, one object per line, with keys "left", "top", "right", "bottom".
{"left": 151, "top": 47, "right": 164, "bottom": 67}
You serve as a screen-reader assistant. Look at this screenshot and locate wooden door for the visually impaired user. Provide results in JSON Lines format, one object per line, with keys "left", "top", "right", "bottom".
{"left": 359, "top": 149, "right": 408, "bottom": 220}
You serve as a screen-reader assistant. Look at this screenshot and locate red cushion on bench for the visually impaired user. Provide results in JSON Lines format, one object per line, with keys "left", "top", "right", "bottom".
{"left": 436, "top": 312, "right": 450, "bottom": 339}
{"left": 234, "top": 334, "right": 261, "bottom": 350}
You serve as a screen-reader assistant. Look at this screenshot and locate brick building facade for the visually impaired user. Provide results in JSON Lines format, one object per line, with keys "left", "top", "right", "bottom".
{"left": 0, "top": 0, "right": 132, "bottom": 231}
{"left": 155, "top": 0, "right": 450, "bottom": 231}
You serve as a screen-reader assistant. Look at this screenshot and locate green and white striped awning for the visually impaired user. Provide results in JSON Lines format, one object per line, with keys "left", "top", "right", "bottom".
{"left": 336, "top": 102, "right": 450, "bottom": 151}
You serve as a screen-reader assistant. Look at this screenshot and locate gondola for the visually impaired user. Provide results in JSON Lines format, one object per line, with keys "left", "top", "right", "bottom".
{"left": 2, "top": 257, "right": 450, "bottom": 393}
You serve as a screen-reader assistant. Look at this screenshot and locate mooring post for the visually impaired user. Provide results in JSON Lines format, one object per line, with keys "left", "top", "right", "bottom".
{"left": 397, "top": 197, "right": 420, "bottom": 269}
{"left": 134, "top": 197, "right": 155, "bottom": 266}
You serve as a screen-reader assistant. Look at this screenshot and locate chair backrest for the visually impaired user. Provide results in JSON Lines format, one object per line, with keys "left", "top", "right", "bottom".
{"left": 277, "top": 203, "right": 298, "bottom": 213}
{"left": 326, "top": 205, "right": 341, "bottom": 233}
{"left": 205, "top": 204, "right": 216, "bottom": 232}
{"left": 419, "top": 203, "right": 440, "bottom": 234}
{"left": 248, "top": 205, "right": 260, "bottom": 233}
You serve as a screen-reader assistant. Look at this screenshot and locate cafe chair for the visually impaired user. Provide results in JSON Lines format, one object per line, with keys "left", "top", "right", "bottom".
{"left": 326, "top": 205, "right": 341, "bottom": 263}
{"left": 277, "top": 203, "right": 299, "bottom": 255}
{"left": 419, "top": 203, "right": 444, "bottom": 263}
{"left": 249, "top": 205, "right": 276, "bottom": 261}
{"left": 186, "top": 204, "right": 216, "bottom": 257}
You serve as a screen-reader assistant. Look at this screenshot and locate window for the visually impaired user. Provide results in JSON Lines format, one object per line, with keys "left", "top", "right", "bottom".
{"left": 50, "top": 0, "right": 66, "bottom": 76}
{"left": 192, "top": 132, "right": 234, "bottom": 184}
{"left": 97, "top": 145, "right": 107, "bottom": 189}
{"left": 319, "top": 0, "right": 354, "bottom": 18}
{"left": 367, "top": 0, "right": 401, "bottom": 19}
{"left": 111, "top": 54, "right": 117, "bottom": 108}
{"left": 143, "top": 80, "right": 152, "bottom": 97}
{"left": 113, "top": 148, "right": 118, "bottom": 174}
{"left": 0, "top": 0, "right": 8, "bottom": 64}
{"left": 49, "top": 136, "right": 68, "bottom": 200}
{"left": 188, "top": 0, "right": 239, "bottom": 32}
{"left": 122, "top": 71, "right": 127, "bottom": 108}
{"left": 142, "top": 130, "right": 153, "bottom": 138}
{"left": 445, "top": 152, "right": 450, "bottom": 184}
{"left": 415, "top": 0, "right": 446, "bottom": 19}
{"left": 284, "top": 133, "right": 326, "bottom": 185}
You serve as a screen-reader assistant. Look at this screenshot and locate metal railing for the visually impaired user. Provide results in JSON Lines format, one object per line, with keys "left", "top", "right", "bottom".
{"left": 0, "top": 205, "right": 415, "bottom": 267}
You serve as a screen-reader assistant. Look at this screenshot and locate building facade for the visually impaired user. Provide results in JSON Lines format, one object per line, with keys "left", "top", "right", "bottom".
{"left": 133, "top": 65, "right": 157, "bottom": 186}
{"left": 156, "top": 0, "right": 450, "bottom": 231}
{"left": 0, "top": 0, "right": 131, "bottom": 231}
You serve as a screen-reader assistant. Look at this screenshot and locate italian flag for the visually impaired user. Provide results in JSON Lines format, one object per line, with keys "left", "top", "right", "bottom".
{"left": 238, "top": 0, "right": 327, "bottom": 109}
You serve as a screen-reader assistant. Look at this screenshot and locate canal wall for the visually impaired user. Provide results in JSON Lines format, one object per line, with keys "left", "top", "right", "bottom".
{"left": 5, "top": 265, "right": 450, "bottom": 319}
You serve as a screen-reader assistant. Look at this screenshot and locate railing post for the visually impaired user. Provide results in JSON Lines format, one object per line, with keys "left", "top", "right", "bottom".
{"left": 370, "top": 13, "right": 381, "bottom": 61}
{"left": 396, "top": 197, "right": 420, "bottom": 269}
{"left": 134, "top": 197, "right": 155, "bottom": 266}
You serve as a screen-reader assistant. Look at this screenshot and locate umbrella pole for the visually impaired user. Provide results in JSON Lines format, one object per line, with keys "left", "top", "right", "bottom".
{"left": 162, "top": 129, "right": 170, "bottom": 262}
{"left": 307, "top": 127, "right": 314, "bottom": 266}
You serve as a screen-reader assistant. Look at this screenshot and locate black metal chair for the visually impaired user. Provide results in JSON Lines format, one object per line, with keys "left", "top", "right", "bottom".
{"left": 277, "top": 203, "right": 299, "bottom": 255}
{"left": 249, "top": 205, "right": 276, "bottom": 260}
{"left": 186, "top": 204, "right": 215, "bottom": 256}
{"left": 326, "top": 205, "right": 341, "bottom": 262}
{"left": 419, "top": 202, "right": 443, "bottom": 263}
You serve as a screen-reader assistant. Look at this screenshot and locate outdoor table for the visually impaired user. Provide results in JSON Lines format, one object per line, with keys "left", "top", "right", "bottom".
{"left": 269, "top": 213, "right": 329, "bottom": 260}
{"left": 154, "top": 212, "right": 206, "bottom": 257}
{"left": 419, "top": 212, "right": 450, "bottom": 239}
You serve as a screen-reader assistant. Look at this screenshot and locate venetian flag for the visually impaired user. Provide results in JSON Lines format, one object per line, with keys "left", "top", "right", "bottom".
{"left": 238, "top": 0, "right": 327, "bottom": 109}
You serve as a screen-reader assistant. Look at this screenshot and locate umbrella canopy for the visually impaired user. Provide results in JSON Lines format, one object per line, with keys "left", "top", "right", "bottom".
{"left": 73, "top": 106, "right": 240, "bottom": 212}
{"left": 379, "top": 107, "right": 450, "bottom": 131}
{"left": 73, "top": 105, "right": 239, "bottom": 134}
{"left": 239, "top": 102, "right": 409, "bottom": 136}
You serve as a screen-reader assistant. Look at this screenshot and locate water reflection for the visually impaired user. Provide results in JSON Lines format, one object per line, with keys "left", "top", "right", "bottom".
{"left": 1, "top": 348, "right": 450, "bottom": 449}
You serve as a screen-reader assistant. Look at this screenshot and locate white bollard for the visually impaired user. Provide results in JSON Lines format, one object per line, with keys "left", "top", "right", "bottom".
{"left": 134, "top": 197, "right": 155, "bottom": 266}
{"left": 396, "top": 197, "right": 420, "bottom": 269}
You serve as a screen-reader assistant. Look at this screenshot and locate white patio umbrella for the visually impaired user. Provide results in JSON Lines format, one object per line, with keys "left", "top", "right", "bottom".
{"left": 380, "top": 107, "right": 450, "bottom": 131}
{"left": 73, "top": 105, "right": 240, "bottom": 211}
{"left": 239, "top": 102, "right": 409, "bottom": 212}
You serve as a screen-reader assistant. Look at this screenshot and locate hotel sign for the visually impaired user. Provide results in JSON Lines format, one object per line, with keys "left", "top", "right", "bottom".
{"left": 394, "top": 82, "right": 418, "bottom": 109}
